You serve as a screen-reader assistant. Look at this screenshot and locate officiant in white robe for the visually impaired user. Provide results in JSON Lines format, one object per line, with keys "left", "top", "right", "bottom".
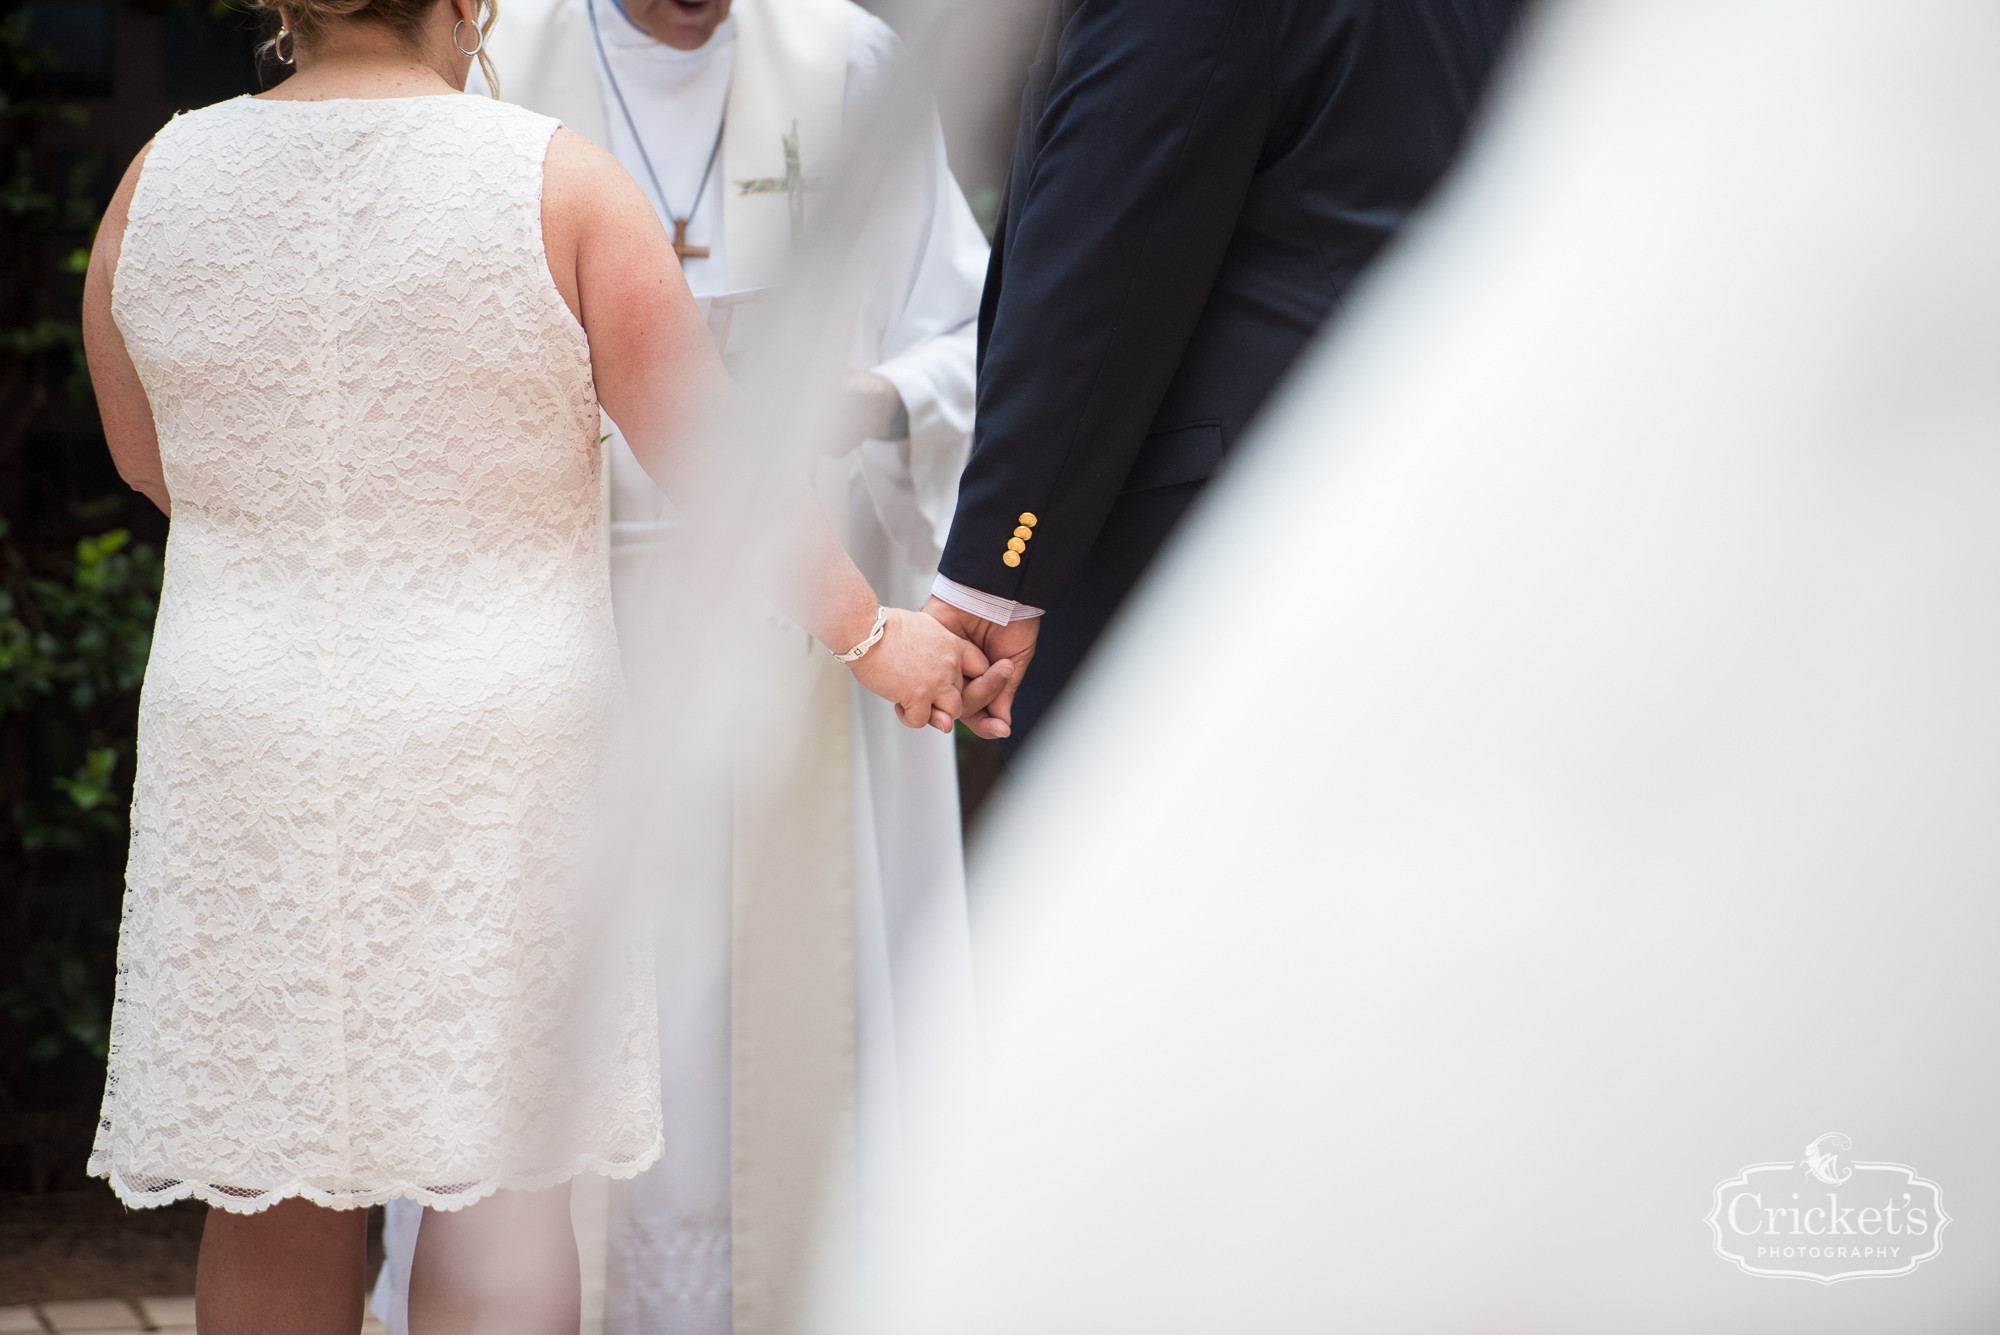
{"left": 367, "top": 1, "right": 988, "bottom": 1333}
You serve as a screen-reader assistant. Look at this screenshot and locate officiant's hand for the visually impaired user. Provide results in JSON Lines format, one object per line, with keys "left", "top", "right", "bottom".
{"left": 820, "top": 370, "right": 909, "bottom": 455}
{"left": 850, "top": 607, "right": 1012, "bottom": 733}
{"left": 924, "top": 597, "right": 1039, "bottom": 741}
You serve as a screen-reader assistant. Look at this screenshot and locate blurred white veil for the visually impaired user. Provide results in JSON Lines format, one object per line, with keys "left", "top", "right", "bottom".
{"left": 799, "top": 0, "right": 2000, "bottom": 1332}
{"left": 538, "top": 0, "right": 2000, "bottom": 1330}
{"left": 532, "top": 5, "right": 1047, "bottom": 1333}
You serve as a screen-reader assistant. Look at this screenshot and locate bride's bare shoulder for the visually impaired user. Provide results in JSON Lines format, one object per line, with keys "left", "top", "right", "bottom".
{"left": 94, "top": 139, "right": 156, "bottom": 264}
{"left": 543, "top": 125, "right": 618, "bottom": 182}
{"left": 543, "top": 128, "right": 658, "bottom": 234}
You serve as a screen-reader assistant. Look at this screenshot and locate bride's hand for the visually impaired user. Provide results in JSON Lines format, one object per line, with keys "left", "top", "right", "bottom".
{"left": 850, "top": 609, "right": 1013, "bottom": 732}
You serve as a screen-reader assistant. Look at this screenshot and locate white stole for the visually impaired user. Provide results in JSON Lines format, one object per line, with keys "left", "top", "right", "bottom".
{"left": 720, "top": 0, "right": 852, "bottom": 291}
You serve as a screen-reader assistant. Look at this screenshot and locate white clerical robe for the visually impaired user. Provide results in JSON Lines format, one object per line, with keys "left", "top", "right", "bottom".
{"left": 367, "top": 5, "right": 987, "bottom": 1335}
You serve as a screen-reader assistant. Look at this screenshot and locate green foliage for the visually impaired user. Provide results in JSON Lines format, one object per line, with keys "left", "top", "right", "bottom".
{"left": 969, "top": 185, "right": 999, "bottom": 242}
{"left": 0, "top": 0, "right": 162, "bottom": 1185}
{"left": 0, "top": 3, "right": 104, "bottom": 408}
{"left": 1, "top": 939, "right": 111, "bottom": 1062}
{"left": 0, "top": 525, "right": 161, "bottom": 720}
{"left": 30, "top": 746, "right": 126, "bottom": 852}
{"left": 0, "top": 526, "right": 159, "bottom": 1067}
{"left": 54, "top": 746, "right": 120, "bottom": 812}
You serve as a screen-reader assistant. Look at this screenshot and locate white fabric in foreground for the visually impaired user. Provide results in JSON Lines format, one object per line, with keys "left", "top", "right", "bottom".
{"left": 858, "top": 2, "right": 2000, "bottom": 1332}
{"left": 591, "top": 16, "right": 986, "bottom": 1335}
{"left": 407, "top": 8, "right": 988, "bottom": 1334}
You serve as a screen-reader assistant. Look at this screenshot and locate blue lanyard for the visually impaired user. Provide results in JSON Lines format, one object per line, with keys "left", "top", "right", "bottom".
{"left": 586, "top": 0, "right": 728, "bottom": 229}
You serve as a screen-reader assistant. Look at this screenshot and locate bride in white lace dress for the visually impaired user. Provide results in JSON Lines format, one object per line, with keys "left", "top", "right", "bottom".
{"left": 77, "top": 0, "right": 1007, "bottom": 1327}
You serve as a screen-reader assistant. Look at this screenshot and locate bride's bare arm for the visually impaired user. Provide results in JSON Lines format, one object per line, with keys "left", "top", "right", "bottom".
{"left": 540, "top": 130, "right": 724, "bottom": 497}
{"left": 539, "top": 129, "right": 1003, "bottom": 728}
{"left": 83, "top": 143, "right": 170, "bottom": 517}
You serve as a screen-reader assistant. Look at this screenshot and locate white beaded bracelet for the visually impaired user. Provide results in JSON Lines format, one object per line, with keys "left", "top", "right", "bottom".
{"left": 832, "top": 606, "right": 889, "bottom": 663}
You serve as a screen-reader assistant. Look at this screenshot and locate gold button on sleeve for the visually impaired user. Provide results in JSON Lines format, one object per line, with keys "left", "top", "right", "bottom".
{"left": 1018, "top": 512, "right": 1038, "bottom": 527}
{"left": 1007, "top": 537, "right": 1026, "bottom": 554}
{"left": 1013, "top": 525, "right": 1033, "bottom": 540}
{"left": 1002, "top": 550, "right": 1021, "bottom": 568}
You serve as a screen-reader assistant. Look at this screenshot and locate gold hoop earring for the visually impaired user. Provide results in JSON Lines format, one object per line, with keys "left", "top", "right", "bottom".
{"left": 452, "top": 18, "right": 484, "bottom": 56}
{"left": 275, "top": 25, "right": 295, "bottom": 64}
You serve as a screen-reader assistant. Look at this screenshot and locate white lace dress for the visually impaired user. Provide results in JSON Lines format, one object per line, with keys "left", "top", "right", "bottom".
{"left": 88, "top": 94, "right": 663, "bottom": 1214}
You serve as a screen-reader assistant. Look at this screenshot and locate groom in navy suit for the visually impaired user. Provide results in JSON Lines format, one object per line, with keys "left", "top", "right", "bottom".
{"left": 933, "top": 0, "right": 1519, "bottom": 743}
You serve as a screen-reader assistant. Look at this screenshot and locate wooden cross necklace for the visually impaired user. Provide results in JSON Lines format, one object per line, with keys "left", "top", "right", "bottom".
{"left": 588, "top": 0, "right": 728, "bottom": 262}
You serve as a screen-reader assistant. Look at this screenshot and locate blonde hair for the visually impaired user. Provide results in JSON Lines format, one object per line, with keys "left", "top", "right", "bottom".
{"left": 257, "top": 0, "right": 500, "bottom": 96}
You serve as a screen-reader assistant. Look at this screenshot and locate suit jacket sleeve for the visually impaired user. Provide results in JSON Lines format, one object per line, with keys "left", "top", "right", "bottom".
{"left": 938, "top": 0, "right": 1270, "bottom": 608}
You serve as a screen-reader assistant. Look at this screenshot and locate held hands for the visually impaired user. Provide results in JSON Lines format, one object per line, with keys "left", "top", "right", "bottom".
{"left": 848, "top": 607, "right": 1016, "bottom": 733}
{"left": 921, "top": 596, "right": 1040, "bottom": 741}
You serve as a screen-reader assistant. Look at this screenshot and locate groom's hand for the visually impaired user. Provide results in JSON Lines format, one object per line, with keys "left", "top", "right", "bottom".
{"left": 926, "top": 596, "right": 1038, "bottom": 740}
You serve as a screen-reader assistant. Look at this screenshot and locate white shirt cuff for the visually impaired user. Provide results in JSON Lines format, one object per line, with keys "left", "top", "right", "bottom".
{"left": 931, "top": 574, "right": 1044, "bottom": 624}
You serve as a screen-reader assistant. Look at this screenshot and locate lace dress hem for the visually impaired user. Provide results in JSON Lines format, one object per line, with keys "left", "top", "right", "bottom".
{"left": 89, "top": 1135, "right": 665, "bottom": 1215}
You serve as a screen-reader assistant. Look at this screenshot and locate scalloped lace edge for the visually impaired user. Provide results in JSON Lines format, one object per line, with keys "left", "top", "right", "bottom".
{"left": 89, "top": 1135, "right": 665, "bottom": 1215}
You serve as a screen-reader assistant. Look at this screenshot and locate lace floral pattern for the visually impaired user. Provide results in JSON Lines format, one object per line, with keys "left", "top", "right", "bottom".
{"left": 89, "top": 95, "right": 662, "bottom": 1214}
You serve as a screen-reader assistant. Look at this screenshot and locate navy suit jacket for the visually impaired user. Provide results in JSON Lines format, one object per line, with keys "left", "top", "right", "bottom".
{"left": 939, "top": 0, "right": 1518, "bottom": 739}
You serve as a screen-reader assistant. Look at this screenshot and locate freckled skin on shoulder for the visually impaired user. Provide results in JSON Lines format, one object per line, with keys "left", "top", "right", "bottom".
{"left": 539, "top": 125, "right": 730, "bottom": 495}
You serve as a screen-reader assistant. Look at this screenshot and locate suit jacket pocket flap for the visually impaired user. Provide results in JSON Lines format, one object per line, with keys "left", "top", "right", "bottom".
{"left": 1120, "top": 422, "right": 1225, "bottom": 495}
